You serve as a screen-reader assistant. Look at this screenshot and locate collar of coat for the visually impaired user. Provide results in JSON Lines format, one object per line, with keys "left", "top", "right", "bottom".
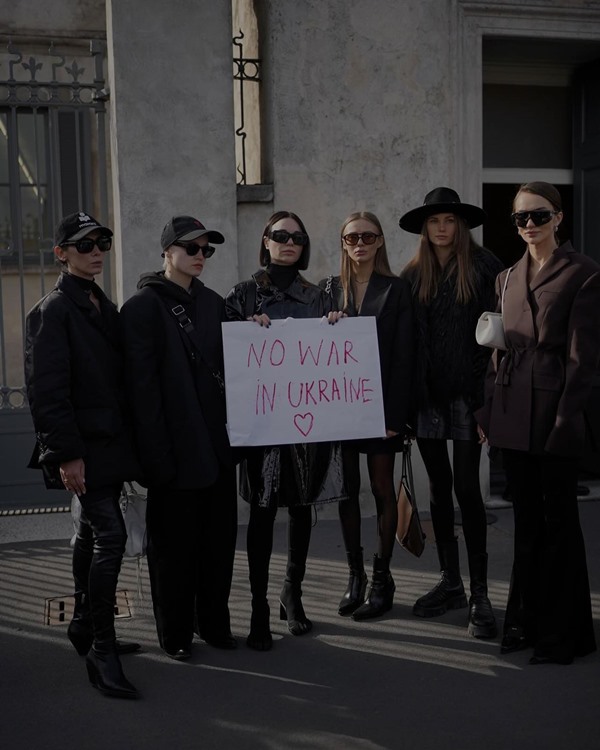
{"left": 510, "top": 240, "right": 574, "bottom": 293}
{"left": 56, "top": 271, "right": 110, "bottom": 312}
{"left": 335, "top": 271, "right": 392, "bottom": 319}
{"left": 252, "top": 268, "right": 314, "bottom": 303}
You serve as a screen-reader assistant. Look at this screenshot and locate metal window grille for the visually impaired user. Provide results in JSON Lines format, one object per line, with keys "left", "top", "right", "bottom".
{"left": 0, "top": 38, "right": 110, "bottom": 410}
{"left": 233, "top": 30, "right": 261, "bottom": 186}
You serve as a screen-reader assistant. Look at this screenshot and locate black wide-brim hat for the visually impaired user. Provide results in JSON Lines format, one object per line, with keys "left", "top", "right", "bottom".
{"left": 399, "top": 187, "right": 487, "bottom": 234}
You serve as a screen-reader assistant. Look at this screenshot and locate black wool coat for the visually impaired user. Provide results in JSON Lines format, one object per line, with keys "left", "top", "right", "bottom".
{"left": 120, "top": 272, "right": 233, "bottom": 490}
{"left": 24, "top": 272, "right": 140, "bottom": 490}
{"left": 402, "top": 247, "right": 504, "bottom": 414}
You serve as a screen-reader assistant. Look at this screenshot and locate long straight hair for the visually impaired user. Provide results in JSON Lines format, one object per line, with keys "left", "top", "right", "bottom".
{"left": 339, "top": 211, "right": 394, "bottom": 310}
{"left": 404, "top": 215, "right": 478, "bottom": 304}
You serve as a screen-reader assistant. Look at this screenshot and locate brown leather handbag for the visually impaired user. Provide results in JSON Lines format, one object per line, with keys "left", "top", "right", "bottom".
{"left": 396, "top": 439, "right": 426, "bottom": 557}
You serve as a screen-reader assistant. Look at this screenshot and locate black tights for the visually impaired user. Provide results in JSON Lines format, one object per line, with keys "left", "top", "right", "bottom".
{"left": 246, "top": 503, "right": 313, "bottom": 599}
{"left": 416, "top": 438, "right": 486, "bottom": 556}
{"left": 338, "top": 448, "right": 397, "bottom": 559}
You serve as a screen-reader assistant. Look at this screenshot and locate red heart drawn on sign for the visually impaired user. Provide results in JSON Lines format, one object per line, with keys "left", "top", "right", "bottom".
{"left": 293, "top": 413, "right": 314, "bottom": 437}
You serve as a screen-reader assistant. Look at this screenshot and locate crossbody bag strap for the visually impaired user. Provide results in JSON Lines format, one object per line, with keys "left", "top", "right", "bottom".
{"left": 166, "top": 301, "right": 225, "bottom": 393}
{"left": 500, "top": 267, "right": 512, "bottom": 313}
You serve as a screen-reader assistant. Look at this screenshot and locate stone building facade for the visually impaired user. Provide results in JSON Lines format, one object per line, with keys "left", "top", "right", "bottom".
{"left": 1, "top": 0, "right": 599, "bottom": 506}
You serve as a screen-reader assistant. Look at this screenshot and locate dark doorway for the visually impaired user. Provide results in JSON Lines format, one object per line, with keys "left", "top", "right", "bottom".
{"left": 482, "top": 183, "right": 573, "bottom": 268}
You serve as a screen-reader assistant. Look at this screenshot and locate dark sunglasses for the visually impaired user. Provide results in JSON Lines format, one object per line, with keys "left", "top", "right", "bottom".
{"left": 342, "top": 232, "right": 382, "bottom": 246}
{"left": 61, "top": 236, "right": 112, "bottom": 254}
{"left": 511, "top": 210, "right": 557, "bottom": 228}
{"left": 268, "top": 230, "right": 309, "bottom": 246}
{"left": 173, "top": 241, "right": 215, "bottom": 258}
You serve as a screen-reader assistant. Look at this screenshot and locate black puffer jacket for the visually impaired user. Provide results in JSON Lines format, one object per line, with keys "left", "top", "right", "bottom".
{"left": 120, "top": 272, "right": 232, "bottom": 490}
{"left": 402, "top": 248, "right": 504, "bottom": 412}
{"left": 24, "top": 272, "right": 140, "bottom": 490}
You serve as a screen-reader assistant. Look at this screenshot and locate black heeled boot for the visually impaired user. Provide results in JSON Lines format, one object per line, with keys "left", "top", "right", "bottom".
{"left": 338, "top": 549, "right": 368, "bottom": 616}
{"left": 279, "top": 563, "right": 313, "bottom": 636}
{"left": 71, "top": 498, "right": 140, "bottom": 656}
{"left": 413, "top": 538, "right": 467, "bottom": 618}
{"left": 352, "top": 554, "right": 395, "bottom": 621}
{"left": 86, "top": 640, "right": 139, "bottom": 699}
{"left": 247, "top": 599, "right": 273, "bottom": 651}
{"left": 467, "top": 553, "right": 497, "bottom": 639}
{"left": 68, "top": 618, "right": 141, "bottom": 656}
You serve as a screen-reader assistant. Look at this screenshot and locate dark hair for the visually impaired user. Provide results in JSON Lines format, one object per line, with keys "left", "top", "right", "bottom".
{"left": 259, "top": 211, "right": 311, "bottom": 270}
{"left": 513, "top": 181, "right": 562, "bottom": 212}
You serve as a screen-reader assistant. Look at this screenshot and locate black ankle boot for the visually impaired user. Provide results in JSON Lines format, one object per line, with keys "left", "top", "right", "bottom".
{"left": 85, "top": 640, "right": 139, "bottom": 699}
{"left": 67, "top": 619, "right": 141, "bottom": 656}
{"left": 338, "top": 549, "right": 368, "bottom": 616}
{"left": 413, "top": 539, "right": 467, "bottom": 618}
{"left": 279, "top": 563, "right": 313, "bottom": 636}
{"left": 352, "top": 555, "right": 395, "bottom": 621}
{"left": 247, "top": 599, "right": 273, "bottom": 651}
{"left": 467, "top": 553, "right": 497, "bottom": 639}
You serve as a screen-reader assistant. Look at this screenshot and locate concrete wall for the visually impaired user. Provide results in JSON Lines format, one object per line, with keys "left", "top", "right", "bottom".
{"left": 0, "top": 0, "right": 105, "bottom": 36}
{"left": 106, "top": 0, "right": 239, "bottom": 303}
{"left": 255, "top": 0, "right": 456, "bottom": 284}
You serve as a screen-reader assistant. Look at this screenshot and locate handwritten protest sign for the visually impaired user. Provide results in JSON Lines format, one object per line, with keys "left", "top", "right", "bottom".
{"left": 222, "top": 317, "right": 386, "bottom": 446}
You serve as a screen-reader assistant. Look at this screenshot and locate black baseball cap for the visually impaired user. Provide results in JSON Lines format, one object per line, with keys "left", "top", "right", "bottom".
{"left": 160, "top": 215, "right": 225, "bottom": 251}
{"left": 55, "top": 211, "right": 113, "bottom": 245}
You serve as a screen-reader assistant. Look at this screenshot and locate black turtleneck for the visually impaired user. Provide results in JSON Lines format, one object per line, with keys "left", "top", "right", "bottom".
{"left": 65, "top": 271, "right": 95, "bottom": 295}
{"left": 266, "top": 263, "right": 299, "bottom": 291}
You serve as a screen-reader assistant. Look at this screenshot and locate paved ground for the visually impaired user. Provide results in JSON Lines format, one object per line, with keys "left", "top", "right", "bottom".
{"left": 1, "top": 493, "right": 599, "bottom": 750}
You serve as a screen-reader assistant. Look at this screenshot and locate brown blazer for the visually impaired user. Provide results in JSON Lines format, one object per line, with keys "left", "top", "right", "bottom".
{"left": 476, "top": 242, "right": 600, "bottom": 457}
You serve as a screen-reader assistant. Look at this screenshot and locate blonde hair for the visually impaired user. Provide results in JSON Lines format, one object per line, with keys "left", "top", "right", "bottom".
{"left": 339, "top": 212, "right": 394, "bottom": 310}
{"left": 404, "top": 215, "right": 478, "bottom": 304}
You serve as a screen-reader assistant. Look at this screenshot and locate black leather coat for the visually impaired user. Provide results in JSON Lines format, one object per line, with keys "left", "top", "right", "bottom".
{"left": 24, "top": 272, "right": 140, "bottom": 490}
{"left": 120, "top": 272, "right": 233, "bottom": 490}
{"left": 320, "top": 272, "right": 414, "bottom": 436}
{"left": 225, "top": 268, "right": 331, "bottom": 321}
{"left": 224, "top": 269, "right": 346, "bottom": 508}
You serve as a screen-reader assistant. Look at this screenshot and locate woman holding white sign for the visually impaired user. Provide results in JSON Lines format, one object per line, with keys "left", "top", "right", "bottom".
{"left": 322, "top": 211, "right": 414, "bottom": 621}
{"left": 399, "top": 187, "right": 502, "bottom": 639}
{"left": 225, "top": 210, "right": 347, "bottom": 651}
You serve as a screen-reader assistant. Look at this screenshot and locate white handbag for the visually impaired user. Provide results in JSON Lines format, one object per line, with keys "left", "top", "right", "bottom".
{"left": 475, "top": 267, "right": 512, "bottom": 350}
{"left": 119, "top": 482, "right": 148, "bottom": 558}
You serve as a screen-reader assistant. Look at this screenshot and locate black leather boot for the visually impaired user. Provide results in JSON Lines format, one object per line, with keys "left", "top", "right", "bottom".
{"left": 86, "top": 640, "right": 139, "bottom": 699}
{"left": 467, "top": 553, "right": 497, "bottom": 639}
{"left": 247, "top": 599, "right": 273, "bottom": 651}
{"left": 338, "top": 549, "right": 368, "bottom": 616}
{"left": 68, "top": 617, "right": 141, "bottom": 656}
{"left": 71, "top": 506, "right": 140, "bottom": 656}
{"left": 413, "top": 538, "right": 467, "bottom": 617}
{"left": 279, "top": 563, "right": 313, "bottom": 636}
{"left": 352, "top": 555, "right": 395, "bottom": 621}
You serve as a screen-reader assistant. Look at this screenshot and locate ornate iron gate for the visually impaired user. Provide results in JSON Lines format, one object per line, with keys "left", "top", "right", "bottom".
{"left": 0, "top": 38, "right": 110, "bottom": 509}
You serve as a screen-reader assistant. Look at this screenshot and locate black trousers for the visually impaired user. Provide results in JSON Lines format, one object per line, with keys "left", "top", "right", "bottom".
{"left": 503, "top": 449, "right": 596, "bottom": 661}
{"left": 74, "top": 484, "right": 125, "bottom": 643}
{"left": 146, "top": 468, "right": 238, "bottom": 654}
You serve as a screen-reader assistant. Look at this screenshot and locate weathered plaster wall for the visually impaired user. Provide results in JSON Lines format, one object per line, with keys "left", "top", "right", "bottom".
{"left": 257, "top": 0, "right": 456, "bottom": 281}
{"left": 106, "top": 0, "right": 239, "bottom": 302}
{"left": 0, "top": 0, "right": 105, "bottom": 36}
